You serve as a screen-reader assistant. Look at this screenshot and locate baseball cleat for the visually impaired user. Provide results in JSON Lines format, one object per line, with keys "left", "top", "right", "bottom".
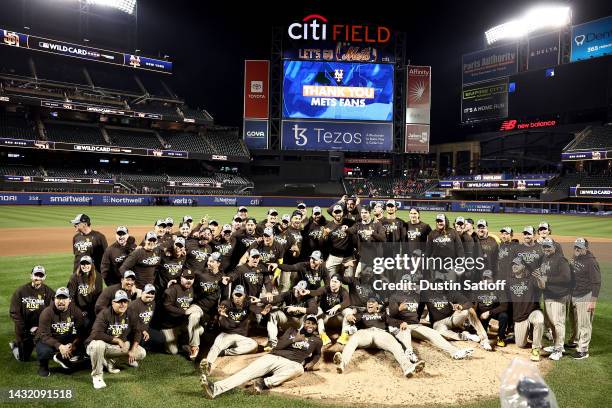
{"left": 337, "top": 332, "right": 350, "bottom": 345}
{"left": 461, "top": 331, "right": 480, "bottom": 342}
{"left": 414, "top": 360, "right": 425, "bottom": 373}
{"left": 543, "top": 346, "right": 565, "bottom": 354}
{"left": 480, "top": 339, "right": 493, "bottom": 351}
{"left": 200, "top": 360, "right": 211, "bottom": 376}
{"left": 200, "top": 374, "right": 215, "bottom": 399}
{"left": 452, "top": 348, "right": 473, "bottom": 360}
{"left": 9, "top": 341, "right": 19, "bottom": 361}
{"left": 564, "top": 341, "right": 578, "bottom": 349}
{"left": 128, "top": 360, "right": 139, "bottom": 368}
{"left": 549, "top": 350, "right": 563, "bottom": 361}
{"left": 333, "top": 352, "right": 344, "bottom": 373}
{"left": 263, "top": 340, "right": 276, "bottom": 352}
{"left": 320, "top": 332, "right": 331, "bottom": 347}
{"left": 405, "top": 350, "right": 419, "bottom": 364}
{"left": 92, "top": 374, "right": 107, "bottom": 389}
{"left": 572, "top": 351, "right": 589, "bottom": 360}
{"left": 253, "top": 377, "right": 268, "bottom": 394}
{"left": 38, "top": 365, "right": 51, "bottom": 377}
{"left": 104, "top": 358, "right": 120, "bottom": 374}
{"left": 530, "top": 348, "right": 541, "bottom": 362}
{"left": 53, "top": 353, "right": 71, "bottom": 369}
{"left": 496, "top": 337, "right": 506, "bottom": 347}
{"left": 189, "top": 346, "right": 199, "bottom": 361}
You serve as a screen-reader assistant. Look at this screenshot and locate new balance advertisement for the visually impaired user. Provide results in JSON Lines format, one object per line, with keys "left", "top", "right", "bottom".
{"left": 244, "top": 60, "right": 270, "bottom": 119}
{"left": 281, "top": 120, "right": 393, "bottom": 152}
{"left": 528, "top": 31, "right": 560, "bottom": 70}
{"left": 283, "top": 41, "right": 395, "bottom": 63}
{"left": 0, "top": 27, "right": 173, "bottom": 73}
{"left": 571, "top": 16, "right": 612, "bottom": 62}
{"left": 404, "top": 124, "right": 430, "bottom": 154}
{"left": 282, "top": 60, "right": 394, "bottom": 121}
{"left": 462, "top": 43, "right": 518, "bottom": 84}
{"left": 243, "top": 119, "right": 269, "bottom": 149}
{"left": 406, "top": 65, "right": 431, "bottom": 125}
{"left": 461, "top": 78, "right": 508, "bottom": 123}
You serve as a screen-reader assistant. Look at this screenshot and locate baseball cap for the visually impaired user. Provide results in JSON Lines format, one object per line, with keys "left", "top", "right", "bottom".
{"left": 209, "top": 220, "right": 219, "bottom": 226}
{"left": 55, "top": 287, "right": 70, "bottom": 298}
{"left": 294, "top": 280, "right": 308, "bottom": 291}
{"left": 500, "top": 226, "right": 513, "bottom": 234}
{"left": 165, "top": 217, "right": 174, "bottom": 226}
{"left": 332, "top": 204, "right": 343, "bottom": 213}
{"left": 174, "top": 237, "right": 186, "bottom": 247}
{"left": 155, "top": 219, "right": 167, "bottom": 227}
{"left": 183, "top": 215, "right": 193, "bottom": 223}
{"left": 222, "top": 224, "right": 232, "bottom": 233}
{"left": 455, "top": 216, "right": 465, "bottom": 224}
{"left": 367, "top": 295, "right": 381, "bottom": 303}
{"left": 482, "top": 270, "right": 493, "bottom": 279}
{"left": 116, "top": 226, "right": 128, "bottom": 235}
{"left": 297, "top": 203, "right": 307, "bottom": 209}
{"left": 292, "top": 210, "right": 302, "bottom": 218}
{"left": 238, "top": 206, "right": 248, "bottom": 212}
{"left": 233, "top": 285, "right": 245, "bottom": 296}
{"left": 313, "top": 206, "right": 322, "bottom": 215}
{"left": 70, "top": 213, "right": 90, "bottom": 224}
{"left": 249, "top": 248, "right": 261, "bottom": 257}
{"left": 233, "top": 215, "right": 243, "bottom": 222}
{"left": 281, "top": 214, "right": 291, "bottom": 223}
{"left": 477, "top": 219, "right": 488, "bottom": 227}
{"left": 143, "top": 284, "right": 156, "bottom": 294}
{"left": 181, "top": 269, "right": 195, "bottom": 279}
{"left": 123, "top": 270, "right": 136, "bottom": 280}
{"left": 79, "top": 255, "right": 93, "bottom": 264}
{"left": 268, "top": 208, "right": 278, "bottom": 216}
{"left": 330, "top": 274, "right": 342, "bottom": 283}
{"left": 112, "top": 290, "right": 129, "bottom": 302}
{"left": 386, "top": 199, "right": 396, "bottom": 207}
{"left": 209, "top": 252, "right": 222, "bottom": 262}
{"left": 304, "top": 314, "right": 318, "bottom": 323}
{"left": 541, "top": 238, "right": 554, "bottom": 248}
{"left": 523, "top": 226, "right": 535, "bottom": 235}
{"left": 32, "top": 265, "right": 46, "bottom": 277}
{"left": 538, "top": 222, "right": 550, "bottom": 230}
{"left": 574, "top": 238, "right": 588, "bottom": 249}
{"left": 145, "top": 231, "right": 158, "bottom": 241}
{"left": 435, "top": 213, "right": 445, "bottom": 221}
{"left": 465, "top": 218, "right": 474, "bottom": 225}
{"left": 512, "top": 257, "right": 524, "bottom": 266}
{"left": 263, "top": 227, "right": 274, "bottom": 237}
{"left": 310, "top": 250, "right": 322, "bottom": 261}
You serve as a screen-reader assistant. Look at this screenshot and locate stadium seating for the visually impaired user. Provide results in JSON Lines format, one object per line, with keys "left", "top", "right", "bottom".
{"left": 33, "top": 55, "right": 90, "bottom": 86}
{"left": 344, "top": 176, "right": 436, "bottom": 198}
{"left": 132, "top": 103, "right": 182, "bottom": 122}
{"left": 565, "top": 125, "right": 612, "bottom": 151}
{"left": 107, "top": 128, "right": 163, "bottom": 149}
{"left": 44, "top": 123, "right": 106, "bottom": 145}
{"left": 160, "top": 131, "right": 214, "bottom": 154}
{"left": 180, "top": 107, "right": 214, "bottom": 123}
{"left": 0, "top": 111, "right": 39, "bottom": 140}
{"left": 87, "top": 65, "right": 142, "bottom": 94}
{"left": 205, "top": 128, "right": 248, "bottom": 157}
{"left": 0, "top": 165, "right": 41, "bottom": 176}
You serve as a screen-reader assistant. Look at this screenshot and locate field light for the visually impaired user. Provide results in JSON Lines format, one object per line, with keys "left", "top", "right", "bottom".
{"left": 485, "top": 5, "right": 570, "bottom": 45}
{"left": 86, "top": 0, "right": 137, "bottom": 15}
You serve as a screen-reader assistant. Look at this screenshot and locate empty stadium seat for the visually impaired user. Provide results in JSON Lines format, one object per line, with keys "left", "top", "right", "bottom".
{"left": 0, "top": 111, "right": 39, "bottom": 140}
{"left": 44, "top": 123, "right": 106, "bottom": 145}
{"left": 107, "top": 128, "right": 163, "bottom": 149}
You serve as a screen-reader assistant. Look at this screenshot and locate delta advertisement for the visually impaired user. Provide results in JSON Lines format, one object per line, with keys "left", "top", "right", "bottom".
{"left": 527, "top": 31, "right": 560, "bottom": 70}
{"left": 1, "top": 28, "right": 172, "bottom": 73}
{"left": 462, "top": 43, "right": 518, "bottom": 84}
{"left": 461, "top": 78, "right": 508, "bottom": 123}
{"left": 281, "top": 120, "right": 393, "bottom": 152}
{"left": 282, "top": 60, "right": 394, "bottom": 121}
{"left": 570, "top": 16, "right": 612, "bottom": 62}
{"left": 243, "top": 119, "right": 269, "bottom": 149}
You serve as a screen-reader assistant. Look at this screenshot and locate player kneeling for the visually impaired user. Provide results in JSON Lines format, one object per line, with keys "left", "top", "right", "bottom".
{"left": 333, "top": 297, "right": 425, "bottom": 377}
{"left": 201, "top": 315, "right": 322, "bottom": 399}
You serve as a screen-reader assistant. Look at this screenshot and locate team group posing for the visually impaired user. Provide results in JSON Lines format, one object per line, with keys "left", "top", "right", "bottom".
{"left": 9, "top": 196, "right": 601, "bottom": 398}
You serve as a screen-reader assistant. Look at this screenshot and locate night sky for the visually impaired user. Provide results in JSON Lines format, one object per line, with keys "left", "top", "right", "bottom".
{"left": 1, "top": 0, "right": 611, "bottom": 143}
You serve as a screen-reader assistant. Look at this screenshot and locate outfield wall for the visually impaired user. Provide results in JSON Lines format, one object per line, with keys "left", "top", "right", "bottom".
{"left": 0, "top": 192, "right": 610, "bottom": 215}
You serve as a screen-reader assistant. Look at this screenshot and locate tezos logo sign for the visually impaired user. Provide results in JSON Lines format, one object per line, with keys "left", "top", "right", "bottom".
{"left": 288, "top": 14, "right": 391, "bottom": 43}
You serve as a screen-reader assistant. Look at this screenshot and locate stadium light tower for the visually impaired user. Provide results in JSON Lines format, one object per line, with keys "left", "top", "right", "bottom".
{"left": 485, "top": 5, "right": 571, "bottom": 45}
{"left": 85, "top": 0, "right": 137, "bottom": 15}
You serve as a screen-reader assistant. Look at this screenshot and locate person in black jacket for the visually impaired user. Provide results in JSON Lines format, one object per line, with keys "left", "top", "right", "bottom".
{"left": 67, "top": 256, "right": 103, "bottom": 330}
{"left": 100, "top": 226, "right": 136, "bottom": 286}
{"left": 474, "top": 270, "right": 509, "bottom": 347}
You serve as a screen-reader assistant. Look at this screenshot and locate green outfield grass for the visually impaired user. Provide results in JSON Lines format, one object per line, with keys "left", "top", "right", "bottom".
{"left": 0, "top": 206, "right": 610, "bottom": 408}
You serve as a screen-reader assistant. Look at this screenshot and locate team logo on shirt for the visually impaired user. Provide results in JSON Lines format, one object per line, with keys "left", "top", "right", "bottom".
{"left": 259, "top": 250, "right": 276, "bottom": 263}
{"left": 108, "top": 319, "right": 129, "bottom": 336}
{"left": 510, "top": 280, "right": 528, "bottom": 297}
{"left": 217, "top": 243, "right": 233, "bottom": 255}
{"left": 384, "top": 223, "right": 398, "bottom": 233}
{"left": 331, "top": 229, "right": 347, "bottom": 239}
{"left": 499, "top": 246, "right": 509, "bottom": 259}
{"left": 403, "top": 302, "right": 418, "bottom": 312}
{"left": 77, "top": 284, "right": 90, "bottom": 296}
{"left": 177, "top": 295, "right": 193, "bottom": 310}
{"left": 433, "top": 236, "right": 452, "bottom": 244}
{"left": 290, "top": 232, "right": 303, "bottom": 244}
{"left": 309, "top": 229, "right": 323, "bottom": 240}
{"left": 518, "top": 250, "right": 540, "bottom": 264}
{"left": 477, "top": 294, "right": 497, "bottom": 306}
{"left": 325, "top": 294, "right": 341, "bottom": 306}
{"left": 74, "top": 239, "right": 93, "bottom": 253}
{"left": 21, "top": 296, "right": 46, "bottom": 311}
{"left": 430, "top": 297, "right": 448, "bottom": 310}
{"left": 304, "top": 272, "right": 321, "bottom": 286}
{"left": 190, "top": 249, "right": 209, "bottom": 262}
{"left": 362, "top": 313, "right": 383, "bottom": 321}
{"left": 164, "top": 262, "right": 183, "bottom": 276}
{"left": 142, "top": 256, "right": 161, "bottom": 266}
{"left": 114, "top": 255, "right": 127, "bottom": 263}
{"left": 275, "top": 236, "right": 288, "bottom": 246}
{"left": 290, "top": 340, "right": 311, "bottom": 350}
{"left": 52, "top": 319, "right": 75, "bottom": 335}
{"left": 229, "top": 309, "right": 247, "bottom": 321}
{"left": 243, "top": 272, "right": 263, "bottom": 285}
{"left": 357, "top": 229, "right": 373, "bottom": 240}
{"left": 199, "top": 281, "right": 219, "bottom": 294}
{"left": 407, "top": 229, "right": 421, "bottom": 240}
{"left": 139, "top": 307, "right": 154, "bottom": 324}
{"left": 242, "top": 237, "right": 257, "bottom": 247}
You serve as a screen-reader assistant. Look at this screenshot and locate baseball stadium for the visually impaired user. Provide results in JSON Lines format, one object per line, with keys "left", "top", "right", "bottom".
{"left": 0, "top": 1, "right": 611, "bottom": 407}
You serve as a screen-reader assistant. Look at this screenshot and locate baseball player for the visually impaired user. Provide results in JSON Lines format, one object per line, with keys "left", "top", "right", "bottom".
{"left": 321, "top": 205, "right": 356, "bottom": 276}
{"left": 164, "top": 217, "right": 175, "bottom": 237}
{"left": 85, "top": 290, "right": 146, "bottom": 389}
{"left": 333, "top": 296, "right": 425, "bottom": 377}
{"left": 214, "top": 224, "right": 238, "bottom": 272}
{"left": 228, "top": 249, "right": 272, "bottom": 297}
{"left": 120, "top": 231, "right": 162, "bottom": 289}
{"left": 260, "top": 280, "right": 318, "bottom": 351}
{"left": 517, "top": 226, "right": 544, "bottom": 273}
{"left": 193, "top": 252, "right": 229, "bottom": 324}
{"left": 240, "top": 227, "right": 284, "bottom": 269}
{"left": 71, "top": 213, "right": 108, "bottom": 273}
{"left": 568, "top": 238, "right": 601, "bottom": 359}
{"left": 475, "top": 270, "right": 509, "bottom": 347}
{"left": 35, "top": 287, "right": 85, "bottom": 377}
{"left": 425, "top": 214, "right": 465, "bottom": 281}
{"left": 177, "top": 221, "right": 194, "bottom": 241}
{"left": 420, "top": 283, "right": 492, "bottom": 351}
{"left": 507, "top": 257, "right": 545, "bottom": 361}
{"left": 301, "top": 206, "right": 327, "bottom": 260}
{"left": 237, "top": 206, "right": 249, "bottom": 220}
{"left": 150, "top": 219, "right": 172, "bottom": 249}
{"left": 371, "top": 202, "right": 385, "bottom": 223}
{"left": 128, "top": 284, "right": 165, "bottom": 352}
{"left": 201, "top": 285, "right": 270, "bottom": 374}
{"left": 306, "top": 274, "right": 351, "bottom": 346}
{"left": 328, "top": 195, "right": 362, "bottom": 222}
{"left": 184, "top": 227, "right": 213, "bottom": 273}
{"left": 157, "top": 236, "right": 187, "bottom": 292}
{"left": 233, "top": 218, "right": 259, "bottom": 259}
{"left": 381, "top": 199, "right": 405, "bottom": 243}
{"left": 347, "top": 206, "right": 386, "bottom": 276}
{"left": 270, "top": 250, "right": 330, "bottom": 291}
{"left": 94, "top": 270, "right": 139, "bottom": 315}
{"left": 256, "top": 208, "right": 279, "bottom": 235}
{"left": 405, "top": 208, "right": 432, "bottom": 252}
{"left": 336, "top": 272, "right": 379, "bottom": 345}
{"left": 282, "top": 211, "right": 304, "bottom": 265}
{"left": 497, "top": 226, "right": 520, "bottom": 281}
{"left": 67, "top": 255, "right": 103, "bottom": 328}
{"left": 536, "top": 222, "right": 564, "bottom": 255}
{"left": 201, "top": 314, "right": 322, "bottom": 399}
{"left": 475, "top": 219, "right": 499, "bottom": 280}
{"left": 9, "top": 266, "right": 54, "bottom": 362}
{"left": 160, "top": 269, "right": 202, "bottom": 360}
{"left": 100, "top": 226, "right": 136, "bottom": 286}
{"left": 539, "top": 238, "right": 572, "bottom": 361}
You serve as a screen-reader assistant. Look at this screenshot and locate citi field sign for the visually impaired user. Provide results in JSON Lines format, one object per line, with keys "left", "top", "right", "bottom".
{"left": 288, "top": 14, "right": 391, "bottom": 43}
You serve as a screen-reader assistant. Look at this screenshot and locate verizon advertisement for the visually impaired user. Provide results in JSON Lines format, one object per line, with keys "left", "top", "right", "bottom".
{"left": 244, "top": 60, "right": 270, "bottom": 119}
{"left": 405, "top": 124, "right": 430, "bottom": 154}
